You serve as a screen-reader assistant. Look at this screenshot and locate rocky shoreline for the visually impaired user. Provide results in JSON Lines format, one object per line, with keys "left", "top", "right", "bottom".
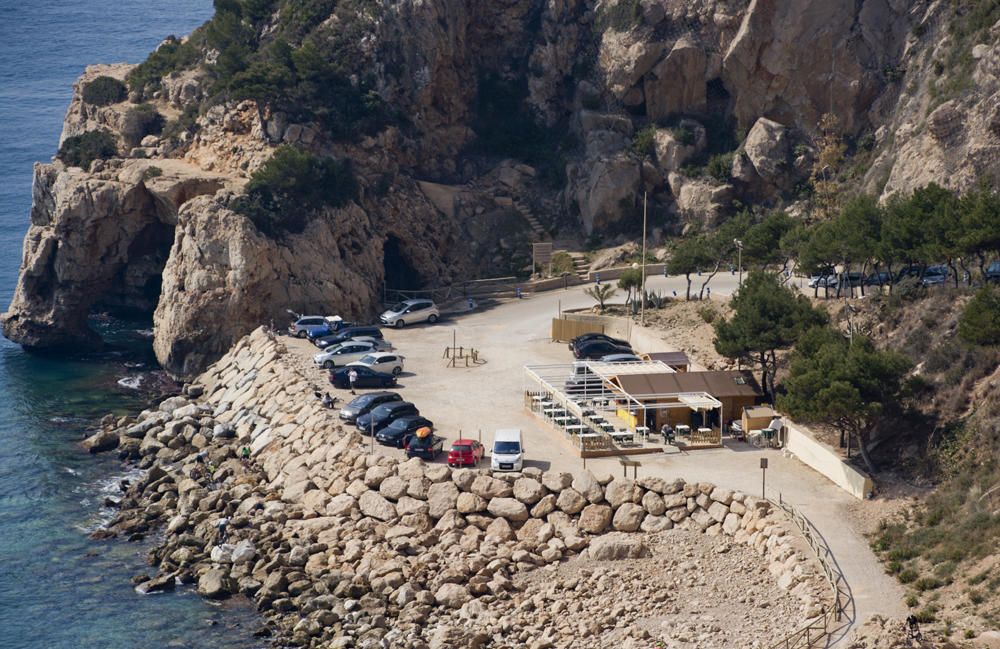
{"left": 85, "top": 328, "right": 830, "bottom": 648}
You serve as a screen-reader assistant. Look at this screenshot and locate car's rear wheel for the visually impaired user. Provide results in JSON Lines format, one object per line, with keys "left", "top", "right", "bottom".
{"left": 392, "top": 366, "right": 402, "bottom": 376}
{"left": 427, "top": 314, "right": 438, "bottom": 324}
{"left": 323, "top": 361, "right": 333, "bottom": 369}
{"left": 394, "top": 319, "right": 405, "bottom": 328}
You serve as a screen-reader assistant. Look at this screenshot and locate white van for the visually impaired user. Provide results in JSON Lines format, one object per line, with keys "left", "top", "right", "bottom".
{"left": 491, "top": 429, "right": 524, "bottom": 472}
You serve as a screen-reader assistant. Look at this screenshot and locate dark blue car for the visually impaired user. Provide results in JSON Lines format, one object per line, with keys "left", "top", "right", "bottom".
{"left": 329, "top": 365, "right": 397, "bottom": 389}
{"left": 305, "top": 319, "right": 354, "bottom": 341}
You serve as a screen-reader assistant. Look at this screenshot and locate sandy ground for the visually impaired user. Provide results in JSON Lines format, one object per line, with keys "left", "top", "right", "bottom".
{"left": 284, "top": 273, "right": 907, "bottom": 645}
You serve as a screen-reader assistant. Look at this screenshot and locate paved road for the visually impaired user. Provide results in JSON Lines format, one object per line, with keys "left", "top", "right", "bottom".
{"left": 291, "top": 274, "right": 905, "bottom": 642}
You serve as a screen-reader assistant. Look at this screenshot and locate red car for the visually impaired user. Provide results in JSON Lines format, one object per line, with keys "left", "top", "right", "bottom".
{"left": 447, "top": 439, "right": 484, "bottom": 467}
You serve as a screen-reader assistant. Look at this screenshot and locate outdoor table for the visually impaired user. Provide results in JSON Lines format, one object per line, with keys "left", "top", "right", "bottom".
{"left": 553, "top": 416, "right": 573, "bottom": 425}
{"left": 565, "top": 424, "right": 587, "bottom": 433}
{"left": 635, "top": 426, "right": 650, "bottom": 441}
{"left": 578, "top": 433, "right": 600, "bottom": 439}
{"left": 698, "top": 427, "right": 712, "bottom": 434}
{"left": 675, "top": 424, "right": 691, "bottom": 436}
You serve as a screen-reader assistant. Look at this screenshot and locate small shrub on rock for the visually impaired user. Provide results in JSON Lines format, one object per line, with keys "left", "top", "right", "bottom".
{"left": 57, "top": 130, "right": 118, "bottom": 169}
{"left": 959, "top": 286, "right": 1000, "bottom": 346}
{"left": 122, "top": 104, "right": 165, "bottom": 148}
{"left": 81, "top": 76, "right": 127, "bottom": 106}
{"left": 631, "top": 125, "right": 656, "bottom": 159}
{"left": 234, "top": 145, "right": 357, "bottom": 237}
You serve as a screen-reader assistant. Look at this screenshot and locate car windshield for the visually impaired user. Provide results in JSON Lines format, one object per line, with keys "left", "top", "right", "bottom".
{"left": 452, "top": 445, "right": 471, "bottom": 452}
{"left": 389, "top": 418, "right": 413, "bottom": 429}
{"left": 494, "top": 441, "right": 521, "bottom": 454}
{"left": 350, "top": 395, "right": 375, "bottom": 407}
{"left": 389, "top": 302, "right": 407, "bottom": 312}
{"left": 358, "top": 355, "right": 377, "bottom": 364}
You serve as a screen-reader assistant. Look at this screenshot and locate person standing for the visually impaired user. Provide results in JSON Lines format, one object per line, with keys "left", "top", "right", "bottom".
{"left": 348, "top": 368, "right": 359, "bottom": 395}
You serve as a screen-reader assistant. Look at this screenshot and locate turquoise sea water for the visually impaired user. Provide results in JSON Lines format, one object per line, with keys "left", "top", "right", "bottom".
{"left": 0, "top": 2, "right": 265, "bottom": 647}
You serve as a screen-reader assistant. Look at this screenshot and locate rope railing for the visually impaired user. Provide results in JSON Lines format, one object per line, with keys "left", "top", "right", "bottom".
{"left": 767, "top": 496, "right": 853, "bottom": 649}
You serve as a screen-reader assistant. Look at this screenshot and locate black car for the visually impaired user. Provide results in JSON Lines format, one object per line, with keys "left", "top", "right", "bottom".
{"left": 329, "top": 365, "right": 397, "bottom": 389}
{"left": 375, "top": 415, "right": 434, "bottom": 448}
{"left": 569, "top": 333, "right": 629, "bottom": 354}
{"left": 986, "top": 261, "right": 1000, "bottom": 282}
{"left": 864, "top": 271, "right": 893, "bottom": 286}
{"left": 356, "top": 401, "right": 418, "bottom": 435}
{"left": 405, "top": 434, "right": 444, "bottom": 460}
{"left": 315, "top": 325, "right": 384, "bottom": 348}
{"left": 574, "top": 339, "right": 634, "bottom": 360}
{"left": 338, "top": 392, "right": 402, "bottom": 423}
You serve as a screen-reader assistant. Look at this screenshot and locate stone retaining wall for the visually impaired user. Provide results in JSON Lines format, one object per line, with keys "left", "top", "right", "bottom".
{"left": 92, "top": 328, "right": 830, "bottom": 648}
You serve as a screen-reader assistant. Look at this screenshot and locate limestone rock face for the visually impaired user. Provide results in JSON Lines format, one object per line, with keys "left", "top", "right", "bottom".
{"left": 59, "top": 63, "right": 135, "bottom": 149}
{"left": 644, "top": 36, "right": 707, "bottom": 121}
{"left": 570, "top": 154, "right": 641, "bottom": 235}
{"left": 2, "top": 160, "right": 226, "bottom": 350}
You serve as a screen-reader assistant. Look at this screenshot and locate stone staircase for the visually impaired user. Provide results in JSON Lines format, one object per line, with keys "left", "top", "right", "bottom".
{"left": 566, "top": 251, "right": 590, "bottom": 279}
{"left": 513, "top": 197, "right": 549, "bottom": 241}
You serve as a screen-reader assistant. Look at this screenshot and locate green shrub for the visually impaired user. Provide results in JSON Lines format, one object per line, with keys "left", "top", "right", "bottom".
{"left": 914, "top": 576, "right": 943, "bottom": 591}
{"left": 549, "top": 251, "right": 576, "bottom": 276}
{"left": 959, "top": 287, "right": 1000, "bottom": 346}
{"left": 697, "top": 303, "right": 718, "bottom": 323}
{"left": 594, "top": 0, "right": 642, "bottom": 33}
{"left": 235, "top": 145, "right": 357, "bottom": 237}
{"left": 673, "top": 126, "right": 695, "bottom": 146}
{"left": 632, "top": 125, "right": 656, "bottom": 158}
{"left": 57, "top": 130, "right": 118, "bottom": 169}
{"left": 706, "top": 152, "right": 734, "bottom": 182}
{"left": 81, "top": 76, "right": 127, "bottom": 106}
{"left": 898, "top": 568, "right": 919, "bottom": 584}
{"left": 913, "top": 607, "right": 937, "bottom": 623}
{"left": 905, "top": 593, "right": 920, "bottom": 608}
{"left": 143, "top": 166, "right": 163, "bottom": 180}
{"left": 122, "top": 104, "right": 165, "bottom": 147}
{"left": 127, "top": 35, "right": 200, "bottom": 93}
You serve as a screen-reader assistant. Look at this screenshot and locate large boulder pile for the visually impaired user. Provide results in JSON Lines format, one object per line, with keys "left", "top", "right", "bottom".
{"left": 90, "top": 328, "right": 832, "bottom": 647}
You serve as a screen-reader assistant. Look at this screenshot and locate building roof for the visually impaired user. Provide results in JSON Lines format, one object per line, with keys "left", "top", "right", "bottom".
{"left": 642, "top": 351, "right": 691, "bottom": 367}
{"left": 612, "top": 370, "right": 762, "bottom": 399}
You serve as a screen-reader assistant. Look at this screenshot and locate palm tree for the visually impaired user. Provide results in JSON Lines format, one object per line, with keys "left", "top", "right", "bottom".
{"left": 584, "top": 284, "right": 617, "bottom": 312}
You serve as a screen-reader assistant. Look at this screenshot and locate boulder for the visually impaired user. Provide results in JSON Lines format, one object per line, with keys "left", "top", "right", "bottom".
{"left": 578, "top": 504, "right": 613, "bottom": 534}
{"left": 640, "top": 515, "right": 673, "bottom": 533}
{"left": 531, "top": 494, "right": 557, "bottom": 518}
{"left": 572, "top": 471, "right": 604, "bottom": 503}
{"left": 456, "top": 492, "right": 488, "bottom": 514}
{"left": 644, "top": 36, "right": 707, "bottom": 121}
{"left": 710, "top": 487, "right": 734, "bottom": 506}
{"left": 434, "top": 583, "right": 472, "bottom": 609}
{"left": 612, "top": 502, "right": 646, "bottom": 532}
{"left": 429, "top": 626, "right": 489, "bottom": 649}
{"left": 487, "top": 497, "right": 529, "bottom": 523}
{"left": 641, "top": 491, "right": 666, "bottom": 516}
{"left": 197, "top": 568, "right": 235, "bottom": 599}
{"left": 653, "top": 121, "right": 707, "bottom": 173}
{"left": 82, "top": 430, "right": 119, "bottom": 454}
{"left": 556, "top": 488, "right": 587, "bottom": 515}
{"left": 470, "top": 475, "right": 512, "bottom": 499}
{"left": 512, "top": 478, "right": 546, "bottom": 505}
{"left": 363, "top": 465, "right": 393, "bottom": 488}
{"left": 359, "top": 491, "right": 397, "bottom": 522}
{"left": 326, "top": 493, "right": 356, "bottom": 517}
{"left": 231, "top": 540, "right": 256, "bottom": 565}
{"left": 485, "top": 516, "right": 514, "bottom": 541}
{"left": 722, "top": 512, "right": 742, "bottom": 535}
{"left": 541, "top": 471, "right": 573, "bottom": 492}
{"left": 605, "top": 479, "right": 642, "bottom": 508}
{"left": 427, "top": 481, "right": 459, "bottom": 519}
{"left": 379, "top": 475, "right": 408, "bottom": 501}
{"left": 589, "top": 533, "right": 651, "bottom": 560}
{"left": 708, "top": 501, "right": 730, "bottom": 524}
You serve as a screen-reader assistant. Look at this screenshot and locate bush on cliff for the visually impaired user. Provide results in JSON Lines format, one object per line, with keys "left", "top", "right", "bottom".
{"left": 82, "top": 76, "right": 128, "bottom": 106}
{"left": 959, "top": 287, "right": 1000, "bottom": 346}
{"left": 127, "top": 35, "right": 201, "bottom": 94}
{"left": 122, "top": 104, "right": 165, "bottom": 147}
{"left": 58, "top": 130, "right": 118, "bottom": 170}
{"left": 234, "top": 145, "right": 357, "bottom": 237}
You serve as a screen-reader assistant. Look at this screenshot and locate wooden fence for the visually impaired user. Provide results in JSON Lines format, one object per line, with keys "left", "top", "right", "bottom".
{"left": 767, "top": 497, "right": 852, "bottom": 649}
{"left": 550, "top": 318, "right": 604, "bottom": 342}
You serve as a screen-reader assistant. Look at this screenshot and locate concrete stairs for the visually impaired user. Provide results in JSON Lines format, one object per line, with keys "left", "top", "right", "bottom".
{"left": 567, "top": 251, "right": 590, "bottom": 279}
{"left": 513, "top": 197, "right": 549, "bottom": 241}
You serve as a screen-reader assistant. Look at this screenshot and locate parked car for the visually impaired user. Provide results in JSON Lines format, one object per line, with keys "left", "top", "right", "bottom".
{"left": 375, "top": 415, "right": 434, "bottom": 448}
{"left": 380, "top": 299, "right": 440, "bottom": 328}
{"left": 338, "top": 391, "right": 402, "bottom": 423}
{"left": 806, "top": 268, "right": 836, "bottom": 288}
{"left": 491, "top": 429, "right": 524, "bottom": 472}
{"left": 896, "top": 265, "right": 924, "bottom": 283}
{"left": 313, "top": 340, "right": 383, "bottom": 369}
{"left": 329, "top": 365, "right": 398, "bottom": 390}
{"left": 921, "top": 265, "right": 950, "bottom": 286}
{"left": 288, "top": 315, "right": 335, "bottom": 337}
{"left": 839, "top": 272, "right": 865, "bottom": 288}
{"left": 598, "top": 353, "right": 642, "bottom": 363}
{"left": 348, "top": 336, "right": 393, "bottom": 351}
{"left": 405, "top": 434, "right": 444, "bottom": 460}
{"left": 314, "top": 325, "right": 384, "bottom": 349}
{"left": 356, "top": 401, "right": 418, "bottom": 434}
{"left": 447, "top": 439, "right": 485, "bottom": 468}
{"left": 864, "top": 271, "right": 893, "bottom": 286}
{"left": 574, "top": 339, "right": 634, "bottom": 359}
{"left": 304, "top": 317, "right": 355, "bottom": 341}
{"left": 986, "top": 261, "right": 1000, "bottom": 282}
{"left": 569, "top": 333, "right": 629, "bottom": 354}
{"left": 347, "top": 352, "right": 405, "bottom": 376}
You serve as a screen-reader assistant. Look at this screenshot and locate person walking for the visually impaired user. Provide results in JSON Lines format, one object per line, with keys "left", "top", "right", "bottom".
{"left": 348, "top": 368, "right": 359, "bottom": 395}
{"left": 215, "top": 516, "right": 230, "bottom": 544}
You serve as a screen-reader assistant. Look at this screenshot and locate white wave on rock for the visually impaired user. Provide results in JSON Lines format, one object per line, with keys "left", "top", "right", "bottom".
{"left": 117, "top": 376, "right": 143, "bottom": 390}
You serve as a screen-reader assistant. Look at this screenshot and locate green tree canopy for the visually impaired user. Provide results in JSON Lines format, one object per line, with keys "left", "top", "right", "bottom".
{"left": 779, "top": 327, "right": 912, "bottom": 472}
{"left": 618, "top": 268, "right": 642, "bottom": 304}
{"left": 714, "top": 270, "right": 828, "bottom": 399}
{"left": 667, "top": 236, "right": 714, "bottom": 300}
{"left": 958, "top": 287, "right": 1000, "bottom": 346}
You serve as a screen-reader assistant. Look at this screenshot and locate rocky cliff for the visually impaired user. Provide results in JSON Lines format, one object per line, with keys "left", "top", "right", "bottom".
{"left": 5, "top": 0, "right": 997, "bottom": 375}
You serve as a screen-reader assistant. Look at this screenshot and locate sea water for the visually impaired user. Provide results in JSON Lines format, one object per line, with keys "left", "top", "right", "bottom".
{"left": 0, "top": 2, "right": 265, "bottom": 647}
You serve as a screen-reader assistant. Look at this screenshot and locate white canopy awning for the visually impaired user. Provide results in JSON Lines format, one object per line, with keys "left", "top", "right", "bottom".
{"left": 678, "top": 394, "right": 722, "bottom": 410}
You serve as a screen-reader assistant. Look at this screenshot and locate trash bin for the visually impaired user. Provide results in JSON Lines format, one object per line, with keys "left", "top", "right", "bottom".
{"left": 761, "top": 428, "right": 776, "bottom": 447}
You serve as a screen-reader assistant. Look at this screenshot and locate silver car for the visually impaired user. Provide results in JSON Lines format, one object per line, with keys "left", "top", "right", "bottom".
{"left": 379, "top": 299, "right": 440, "bottom": 328}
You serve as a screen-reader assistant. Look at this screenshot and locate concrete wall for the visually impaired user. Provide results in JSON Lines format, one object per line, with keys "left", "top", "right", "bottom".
{"left": 585, "top": 264, "right": 666, "bottom": 282}
{"left": 783, "top": 421, "right": 873, "bottom": 500}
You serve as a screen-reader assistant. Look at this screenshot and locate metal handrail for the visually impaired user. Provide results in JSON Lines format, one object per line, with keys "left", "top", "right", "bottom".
{"left": 766, "top": 496, "right": 852, "bottom": 649}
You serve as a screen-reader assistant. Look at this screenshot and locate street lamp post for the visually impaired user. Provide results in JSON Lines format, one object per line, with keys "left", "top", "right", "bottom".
{"left": 760, "top": 457, "right": 768, "bottom": 499}
{"left": 734, "top": 239, "right": 744, "bottom": 290}
{"left": 640, "top": 191, "right": 648, "bottom": 325}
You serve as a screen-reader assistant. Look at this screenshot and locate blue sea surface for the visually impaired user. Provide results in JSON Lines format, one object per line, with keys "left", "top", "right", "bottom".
{"left": 0, "top": 2, "right": 265, "bottom": 647}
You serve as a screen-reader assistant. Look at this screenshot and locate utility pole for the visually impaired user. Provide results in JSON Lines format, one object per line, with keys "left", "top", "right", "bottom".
{"left": 640, "top": 191, "right": 648, "bottom": 325}
{"left": 734, "top": 239, "right": 743, "bottom": 292}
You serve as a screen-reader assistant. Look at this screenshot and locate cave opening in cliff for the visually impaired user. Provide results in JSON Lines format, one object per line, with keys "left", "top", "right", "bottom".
{"left": 383, "top": 236, "right": 423, "bottom": 292}
{"left": 94, "top": 219, "right": 175, "bottom": 320}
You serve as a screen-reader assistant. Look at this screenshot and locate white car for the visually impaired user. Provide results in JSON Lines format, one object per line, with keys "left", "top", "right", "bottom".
{"left": 288, "top": 315, "right": 331, "bottom": 337}
{"left": 347, "top": 352, "right": 405, "bottom": 376}
{"left": 313, "top": 341, "right": 382, "bottom": 369}
{"left": 379, "top": 299, "right": 440, "bottom": 328}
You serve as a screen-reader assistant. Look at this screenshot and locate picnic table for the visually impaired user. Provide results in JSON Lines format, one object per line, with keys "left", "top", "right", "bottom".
{"left": 675, "top": 424, "right": 691, "bottom": 436}
{"left": 635, "top": 426, "right": 650, "bottom": 442}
